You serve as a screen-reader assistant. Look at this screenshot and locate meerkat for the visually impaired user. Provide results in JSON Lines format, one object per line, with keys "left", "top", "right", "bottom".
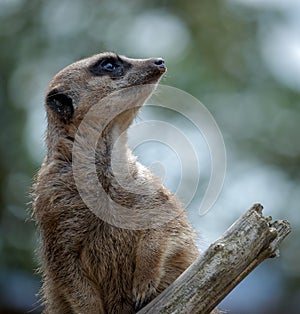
{"left": 33, "top": 52, "right": 203, "bottom": 314}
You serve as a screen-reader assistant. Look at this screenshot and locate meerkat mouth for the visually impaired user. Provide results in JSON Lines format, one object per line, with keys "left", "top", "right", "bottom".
{"left": 142, "top": 69, "right": 167, "bottom": 86}
{"left": 143, "top": 73, "right": 165, "bottom": 85}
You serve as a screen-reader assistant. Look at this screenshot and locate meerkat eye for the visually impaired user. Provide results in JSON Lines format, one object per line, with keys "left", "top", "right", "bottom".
{"left": 101, "top": 59, "right": 117, "bottom": 72}
{"left": 89, "top": 56, "right": 125, "bottom": 77}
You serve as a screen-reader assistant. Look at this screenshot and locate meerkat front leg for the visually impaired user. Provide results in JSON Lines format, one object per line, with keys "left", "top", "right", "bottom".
{"left": 132, "top": 230, "right": 170, "bottom": 311}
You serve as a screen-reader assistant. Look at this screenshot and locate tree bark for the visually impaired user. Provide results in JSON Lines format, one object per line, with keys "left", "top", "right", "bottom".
{"left": 138, "top": 203, "right": 291, "bottom": 314}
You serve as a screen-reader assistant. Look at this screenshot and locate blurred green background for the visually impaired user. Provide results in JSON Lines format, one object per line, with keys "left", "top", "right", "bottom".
{"left": 0, "top": 0, "right": 299, "bottom": 313}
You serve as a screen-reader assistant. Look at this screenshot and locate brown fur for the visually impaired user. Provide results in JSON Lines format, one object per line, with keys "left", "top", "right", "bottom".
{"left": 33, "top": 52, "right": 200, "bottom": 314}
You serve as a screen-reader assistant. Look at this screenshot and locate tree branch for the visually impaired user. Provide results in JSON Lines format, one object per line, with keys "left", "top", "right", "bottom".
{"left": 138, "top": 204, "right": 291, "bottom": 314}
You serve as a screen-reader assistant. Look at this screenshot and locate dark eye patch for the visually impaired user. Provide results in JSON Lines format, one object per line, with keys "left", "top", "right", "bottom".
{"left": 46, "top": 89, "right": 74, "bottom": 123}
{"left": 89, "top": 56, "right": 129, "bottom": 78}
{"left": 100, "top": 58, "right": 118, "bottom": 72}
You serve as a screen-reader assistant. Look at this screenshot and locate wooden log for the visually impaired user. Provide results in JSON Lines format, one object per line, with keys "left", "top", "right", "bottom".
{"left": 138, "top": 204, "right": 291, "bottom": 314}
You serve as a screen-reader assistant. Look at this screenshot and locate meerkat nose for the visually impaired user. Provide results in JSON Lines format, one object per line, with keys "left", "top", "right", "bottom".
{"left": 152, "top": 58, "right": 166, "bottom": 69}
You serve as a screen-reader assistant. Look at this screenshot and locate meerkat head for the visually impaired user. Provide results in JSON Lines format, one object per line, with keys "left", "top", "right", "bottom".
{"left": 45, "top": 52, "right": 166, "bottom": 142}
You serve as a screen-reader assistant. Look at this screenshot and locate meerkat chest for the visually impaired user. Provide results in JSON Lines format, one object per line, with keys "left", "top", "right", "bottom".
{"left": 81, "top": 226, "right": 138, "bottom": 280}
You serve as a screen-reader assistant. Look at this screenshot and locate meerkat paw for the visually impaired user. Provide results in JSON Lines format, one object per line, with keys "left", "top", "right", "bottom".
{"left": 132, "top": 278, "right": 159, "bottom": 311}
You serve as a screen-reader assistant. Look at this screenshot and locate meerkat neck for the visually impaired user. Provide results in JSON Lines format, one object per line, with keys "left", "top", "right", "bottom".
{"left": 45, "top": 123, "right": 75, "bottom": 162}
{"left": 45, "top": 113, "right": 134, "bottom": 195}
{"left": 96, "top": 123, "right": 131, "bottom": 182}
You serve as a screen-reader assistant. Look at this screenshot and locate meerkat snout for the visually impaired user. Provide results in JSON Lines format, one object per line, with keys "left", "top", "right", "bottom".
{"left": 152, "top": 57, "right": 165, "bottom": 68}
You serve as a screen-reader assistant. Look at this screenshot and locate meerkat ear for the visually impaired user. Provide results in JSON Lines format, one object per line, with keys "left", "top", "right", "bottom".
{"left": 46, "top": 89, "right": 74, "bottom": 122}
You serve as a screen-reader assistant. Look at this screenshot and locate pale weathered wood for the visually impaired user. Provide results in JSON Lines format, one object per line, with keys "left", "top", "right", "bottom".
{"left": 138, "top": 204, "right": 291, "bottom": 314}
